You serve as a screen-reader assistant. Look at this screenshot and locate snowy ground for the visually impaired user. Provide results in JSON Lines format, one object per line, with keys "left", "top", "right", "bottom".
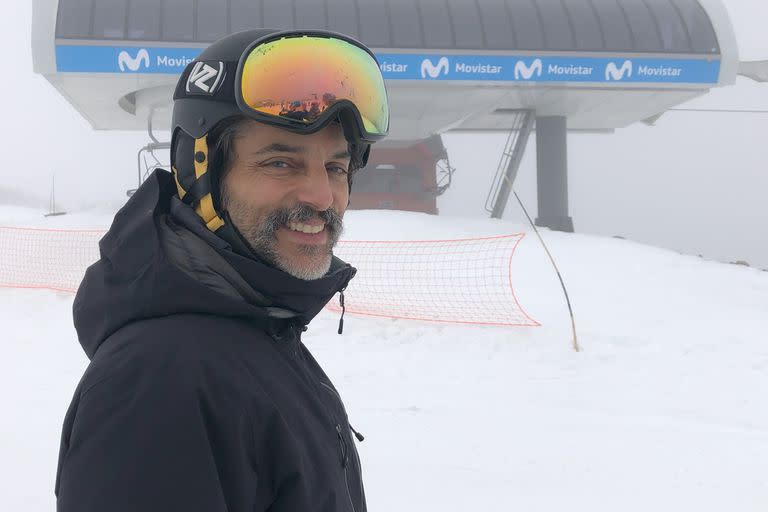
{"left": 1, "top": 206, "right": 767, "bottom": 511}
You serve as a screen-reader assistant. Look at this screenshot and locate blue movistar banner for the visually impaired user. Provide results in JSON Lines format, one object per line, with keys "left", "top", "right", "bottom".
{"left": 55, "top": 45, "right": 721, "bottom": 84}
{"left": 56, "top": 45, "right": 200, "bottom": 74}
{"left": 377, "top": 54, "right": 721, "bottom": 84}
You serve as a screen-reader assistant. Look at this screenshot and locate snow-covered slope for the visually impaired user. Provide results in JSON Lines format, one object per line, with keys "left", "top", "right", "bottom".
{"left": 1, "top": 207, "right": 767, "bottom": 511}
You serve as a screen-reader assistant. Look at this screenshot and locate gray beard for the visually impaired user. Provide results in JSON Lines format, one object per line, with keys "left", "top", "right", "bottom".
{"left": 221, "top": 190, "right": 344, "bottom": 281}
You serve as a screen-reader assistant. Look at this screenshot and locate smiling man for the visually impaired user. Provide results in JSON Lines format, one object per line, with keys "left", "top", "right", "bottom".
{"left": 55, "top": 29, "right": 389, "bottom": 512}
{"left": 219, "top": 121, "right": 352, "bottom": 281}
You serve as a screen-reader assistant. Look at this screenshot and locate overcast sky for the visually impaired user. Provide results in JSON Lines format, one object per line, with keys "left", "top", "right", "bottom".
{"left": 1, "top": 1, "right": 766, "bottom": 268}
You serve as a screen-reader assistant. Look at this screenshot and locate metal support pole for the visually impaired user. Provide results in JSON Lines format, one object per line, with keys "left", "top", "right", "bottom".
{"left": 534, "top": 116, "right": 574, "bottom": 232}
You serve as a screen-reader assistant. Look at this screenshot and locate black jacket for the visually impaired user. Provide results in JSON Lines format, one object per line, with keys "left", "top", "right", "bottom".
{"left": 55, "top": 170, "right": 366, "bottom": 512}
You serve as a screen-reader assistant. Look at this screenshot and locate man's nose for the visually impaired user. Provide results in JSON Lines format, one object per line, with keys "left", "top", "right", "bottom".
{"left": 295, "top": 165, "right": 334, "bottom": 212}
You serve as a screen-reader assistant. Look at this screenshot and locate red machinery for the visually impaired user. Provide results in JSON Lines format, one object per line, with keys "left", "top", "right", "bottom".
{"left": 348, "top": 135, "right": 453, "bottom": 215}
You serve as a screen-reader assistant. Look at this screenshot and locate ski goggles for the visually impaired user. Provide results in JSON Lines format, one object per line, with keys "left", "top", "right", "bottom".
{"left": 235, "top": 32, "right": 390, "bottom": 143}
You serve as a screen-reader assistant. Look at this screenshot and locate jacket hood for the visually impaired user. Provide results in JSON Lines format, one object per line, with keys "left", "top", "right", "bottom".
{"left": 73, "top": 169, "right": 355, "bottom": 359}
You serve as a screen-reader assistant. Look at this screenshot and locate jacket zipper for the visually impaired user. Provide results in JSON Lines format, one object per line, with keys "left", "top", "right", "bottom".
{"left": 289, "top": 326, "right": 359, "bottom": 512}
{"left": 320, "top": 382, "right": 364, "bottom": 440}
{"left": 337, "top": 287, "right": 347, "bottom": 334}
{"left": 321, "top": 381, "right": 365, "bottom": 511}
{"left": 336, "top": 424, "right": 357, "bottom": 512}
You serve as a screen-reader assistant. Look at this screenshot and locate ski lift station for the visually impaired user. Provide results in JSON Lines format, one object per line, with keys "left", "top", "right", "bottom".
{"left": 32, "top": 0, "right": 757, "bottom": 231}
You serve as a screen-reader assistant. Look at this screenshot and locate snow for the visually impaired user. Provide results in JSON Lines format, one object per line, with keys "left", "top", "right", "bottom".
{"left": 1, "top": 206, "right": 767, "bottom": 511}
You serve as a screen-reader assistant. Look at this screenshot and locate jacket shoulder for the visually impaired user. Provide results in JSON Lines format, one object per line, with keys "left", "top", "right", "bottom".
{"left": 56, "top": 314, "right": 283, "bottom": 511}
{"left": 80, "top": 313, "right": 267, "bottom": 401}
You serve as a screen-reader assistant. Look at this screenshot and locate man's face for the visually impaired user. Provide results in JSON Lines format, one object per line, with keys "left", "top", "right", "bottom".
{"left": 220, "top": 121, "right": 351, "bottom": 280}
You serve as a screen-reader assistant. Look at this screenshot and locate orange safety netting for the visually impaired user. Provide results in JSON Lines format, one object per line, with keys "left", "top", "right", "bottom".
{"left": 0, "top": 227, "right": 538, "bottom": 327}
{"left": 326, "top": 235, "right": 538, "bottom": 326}
{"left": 0, "top": 226, "right": 104, "bottom": 293}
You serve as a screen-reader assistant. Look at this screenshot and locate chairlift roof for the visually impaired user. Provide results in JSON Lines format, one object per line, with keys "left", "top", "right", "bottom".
{"left": 56, "top": 0, "right": 720, "bottom": 55}
{"left": 33, "top": 0, "right": 739, "bottom": 142}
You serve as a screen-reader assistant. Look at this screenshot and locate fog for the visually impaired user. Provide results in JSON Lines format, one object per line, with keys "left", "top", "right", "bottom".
{"left": 1, "top": 1, "right": 766, "bottom": 267}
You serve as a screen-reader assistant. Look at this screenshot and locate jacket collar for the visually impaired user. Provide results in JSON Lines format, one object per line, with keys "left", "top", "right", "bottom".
{"left": 168, "top": 183, "right": 356, "bottom": 327}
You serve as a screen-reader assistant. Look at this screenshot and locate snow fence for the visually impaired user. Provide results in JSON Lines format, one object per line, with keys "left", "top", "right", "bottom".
{"left": 0, "top": 226, "right": 538, "bottom": 327}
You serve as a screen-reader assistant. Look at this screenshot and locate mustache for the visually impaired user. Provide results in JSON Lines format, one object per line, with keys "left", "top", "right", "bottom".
{"left": 262, "top": 204, "right": 343, "bottom": 237}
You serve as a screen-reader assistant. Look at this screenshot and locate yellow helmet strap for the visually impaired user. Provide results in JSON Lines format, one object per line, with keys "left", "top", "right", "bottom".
{"left": 172, "top": 135, "right": 225, "bottom": 232}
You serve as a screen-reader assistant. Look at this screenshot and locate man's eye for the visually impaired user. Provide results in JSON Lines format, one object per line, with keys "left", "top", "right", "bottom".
{"left": 268, "top": 161, "right": 290, "bottom": 169}
{"left": 328, "top": 165, "right": 348, "bottom": 176}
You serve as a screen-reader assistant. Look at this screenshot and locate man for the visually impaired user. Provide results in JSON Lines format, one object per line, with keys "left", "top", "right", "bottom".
{"left": 55, "top": 28, "right": 389, "bottom": 512}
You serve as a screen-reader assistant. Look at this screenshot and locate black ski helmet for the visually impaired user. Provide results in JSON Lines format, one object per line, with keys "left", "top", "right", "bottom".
{"left": 170, "top": 28, "right": 378, "bottom": 235}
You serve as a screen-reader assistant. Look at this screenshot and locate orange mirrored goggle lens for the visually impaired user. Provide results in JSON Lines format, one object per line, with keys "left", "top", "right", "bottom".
{"left": 240, "top": 36, "right": 389, "bottom": 136}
